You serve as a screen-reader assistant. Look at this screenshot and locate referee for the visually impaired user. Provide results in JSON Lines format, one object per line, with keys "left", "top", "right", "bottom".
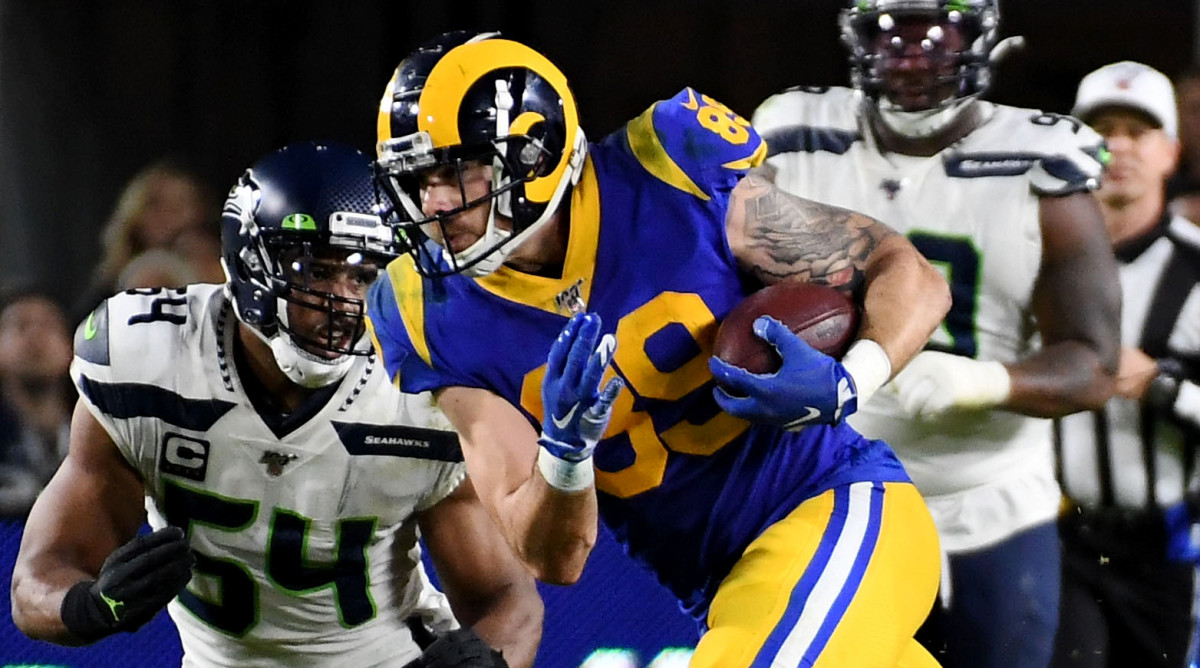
{"left": 1053, "top": 61, "right": 1200, "bottom": 668}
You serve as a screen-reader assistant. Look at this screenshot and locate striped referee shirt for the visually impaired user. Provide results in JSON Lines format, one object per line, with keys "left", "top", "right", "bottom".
{"left": 1056, "top": 213, "right": 1200, "bottom": 511}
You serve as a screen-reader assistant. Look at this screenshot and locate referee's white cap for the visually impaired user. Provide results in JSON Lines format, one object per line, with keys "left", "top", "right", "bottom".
{"left": 1072, "top": 61, "right": 1177, "bottom": 139}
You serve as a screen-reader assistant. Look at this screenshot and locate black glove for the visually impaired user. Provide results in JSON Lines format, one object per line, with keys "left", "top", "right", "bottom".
{"left": 60, "top": 526, "right": 195, "bottom": 642}
{"left": 408, "top": 627, "right": 509, "bottom": 668}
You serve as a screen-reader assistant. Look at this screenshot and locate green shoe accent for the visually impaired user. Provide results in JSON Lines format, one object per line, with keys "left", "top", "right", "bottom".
{"left": 99, "top": 591, "right": 125, "bottom": 622}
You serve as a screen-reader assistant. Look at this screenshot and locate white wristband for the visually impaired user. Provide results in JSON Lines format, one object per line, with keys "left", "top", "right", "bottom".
{"left": 840, "top": 339, "right": 892, "bottom": 406}
{"left": 536, "top": 447, "right": 595, "bottom": 492}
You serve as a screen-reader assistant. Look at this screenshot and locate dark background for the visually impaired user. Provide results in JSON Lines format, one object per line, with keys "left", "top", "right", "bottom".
{"left": 1, "top": 1, "right": 1196, "bottom": 310}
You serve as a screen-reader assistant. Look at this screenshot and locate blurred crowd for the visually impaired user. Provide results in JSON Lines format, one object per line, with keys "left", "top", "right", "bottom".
{"left": 1, "top": 159, "right": 223, "bottom": 520}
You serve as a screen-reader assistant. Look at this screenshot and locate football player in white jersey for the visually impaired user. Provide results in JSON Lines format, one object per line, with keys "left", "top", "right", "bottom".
{"left": 10, "top": 141, "right": 542, "bottom": 667}
{"left": 753, "top": 1, "right": 1121, "bottom": 666}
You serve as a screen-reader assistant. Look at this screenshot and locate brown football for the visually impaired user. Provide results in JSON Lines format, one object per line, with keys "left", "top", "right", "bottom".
{"left": 713, "top": 281, "right": 860, "bottom": 374}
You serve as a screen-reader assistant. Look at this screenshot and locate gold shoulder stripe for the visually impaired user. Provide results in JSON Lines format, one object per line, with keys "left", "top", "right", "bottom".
{"left": 476, "top": 158, "right": 600, "bottom": 315}
{"left": 723, "top": 140, "right": 767, "bottom": 170}
{"left": 626, "top": 103, "right": 709, "bottom": 201}
{"left": 383, "top": 255, "right": 432, "bottom": 367}
{"left": 362, "top": 315, "right": 402, "bottom": 388}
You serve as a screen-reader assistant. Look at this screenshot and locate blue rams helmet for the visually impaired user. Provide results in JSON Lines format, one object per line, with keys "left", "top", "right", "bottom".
{"left": 375, "top": 31, "right": 587, "bottom": 277}
{"left": 840, "top": 0, "right": 1008, "bottom": 136}
{"left": 221, "top": 141, "right": 399, "bottom": 387}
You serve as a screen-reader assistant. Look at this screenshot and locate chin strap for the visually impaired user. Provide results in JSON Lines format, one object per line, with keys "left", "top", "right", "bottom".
{"left": 875, "top": 97, "right": 976, "bottom": 139}
{"left": 269, "top": 294, "right": 359, "bottom": 387}
{"left": 269, "top": 336, "right": 354, "bottom": 388}
{"left": 228, "top": 279, "right": 359, "bottom": 388}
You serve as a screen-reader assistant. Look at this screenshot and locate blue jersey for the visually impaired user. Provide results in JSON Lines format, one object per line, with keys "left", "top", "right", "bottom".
{"left": 367, "top": 88, "right": 909, "bottom": 617}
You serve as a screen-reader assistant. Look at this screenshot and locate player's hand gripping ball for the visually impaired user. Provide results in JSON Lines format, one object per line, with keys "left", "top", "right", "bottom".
{"left": 713, "top": 281, "right": 860, "bottom": 375}
{"left": 710, "top": 282, "right": 863, "bottom": 428}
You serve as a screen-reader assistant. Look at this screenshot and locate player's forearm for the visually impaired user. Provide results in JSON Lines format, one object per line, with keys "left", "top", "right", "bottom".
{"left": 460, "top": 585, "right": 544, "bottom": 668}
{"left": 502, "top": 474, "right": 597, "bottom": 585}
{"left": 10, "top": 559, "right": 89, "bottom": 644}
{"left": 859, "top": 236, "right": 951, "bottom": 373}
{"left": 1003, "top": 340, "right": 1115, "bottom": 417}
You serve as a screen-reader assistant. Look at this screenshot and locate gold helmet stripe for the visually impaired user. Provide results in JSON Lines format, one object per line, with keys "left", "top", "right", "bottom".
{"left": 419, "top": 39, "right": 579, "bottom": 205}
{"left": 508, "top": 111, "right": 545, "bottom": 137}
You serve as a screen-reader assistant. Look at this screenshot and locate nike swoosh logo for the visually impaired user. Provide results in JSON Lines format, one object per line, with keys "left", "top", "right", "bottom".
{"left": 798, "top": 406, "right": 821, "bottom": 423}
{"left": 83, "top": 312, "right": 98, "bottom": 340}
{"left": 551, "top": 404, "right": 579, "bottom": 430}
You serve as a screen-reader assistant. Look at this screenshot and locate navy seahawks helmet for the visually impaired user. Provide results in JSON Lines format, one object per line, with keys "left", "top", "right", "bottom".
{"left": 840, "top": 0, "right": 1006, "bottom": 136}
{"left": 375, "top": 31, "right": 587, "bottom": 277}
{"left": 221, "top": 141, "right": 399, "bottom": 387}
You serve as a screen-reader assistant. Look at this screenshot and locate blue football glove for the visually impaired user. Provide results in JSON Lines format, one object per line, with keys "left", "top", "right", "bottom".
{"left": 710, "top": 316, "right": 858, "bottom": 429}
{"left": 1164, "top": 501, "right": 1200, "bottom": 564}
{"left": 539, "top": 313, "right": 624, "bottom": 463}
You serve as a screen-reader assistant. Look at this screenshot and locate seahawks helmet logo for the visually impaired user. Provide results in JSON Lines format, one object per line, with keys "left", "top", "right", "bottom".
{"left": 281, "top": 213, "right": 317, "bottom": 231}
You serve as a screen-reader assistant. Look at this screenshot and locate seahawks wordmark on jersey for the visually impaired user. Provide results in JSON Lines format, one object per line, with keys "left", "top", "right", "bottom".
{"left": 754, "top": 87, "right": 1105, "bottom": 551}
{"left": 71, "top": 284, "right": 463, "bottom": 667}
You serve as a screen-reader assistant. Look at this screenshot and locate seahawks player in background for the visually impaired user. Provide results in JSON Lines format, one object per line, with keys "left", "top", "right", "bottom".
{"left": 753, "top": 2, "right": 1120, "bottom": 667}
{"left": 10, "top": 142, "right": 540, "bottom": 668}
{"left": 369, "top": 31, "right": 951, "bottom": 667}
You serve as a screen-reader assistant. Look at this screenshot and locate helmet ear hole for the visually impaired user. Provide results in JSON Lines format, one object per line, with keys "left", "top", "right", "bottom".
{"left": 515, "top": 136, "right": 549, "bottom": 177}
{"left": 518, "top": 140, "right": 540, "bottom": 168}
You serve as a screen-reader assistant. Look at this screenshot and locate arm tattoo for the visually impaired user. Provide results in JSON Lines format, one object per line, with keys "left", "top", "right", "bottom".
{"left": 740, "top": 174, "right": 894, "bottom": 288}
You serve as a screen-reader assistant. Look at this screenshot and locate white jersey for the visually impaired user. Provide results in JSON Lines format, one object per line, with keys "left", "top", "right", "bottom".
{"left": 1058, "top": 216, "right": 1200, "bottom": 509}
{"left": 70, "top": 284, "right": 464, "bottom": 667}
{"left": 754, "top": 87, "right": 1105, "bottom": 551}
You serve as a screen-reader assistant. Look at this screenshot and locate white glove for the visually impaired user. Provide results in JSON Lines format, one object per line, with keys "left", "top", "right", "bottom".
{"left": 887, "top": 350, "right": 1011, "bottom": 419}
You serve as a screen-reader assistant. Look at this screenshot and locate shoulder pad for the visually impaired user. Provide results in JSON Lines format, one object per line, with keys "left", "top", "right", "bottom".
{"left": 366, "top": 267, "right": 458, "bottom": 395}
{"left": 623, "top": 87, "right": 766, "bottom": 200}
{"left": 70, "top": 285, "right": 236, "bottom": 442}
{"left": 1021, "top": 110, "right": 1106, "bottom": 196}
{"left": 955, "top": 105, "right": 1106, "bottom": 196}
{"left": 753, "top": 86, "right": 857, "bottom": 131}
{"left": 752, "top": 86, "right": 862, "bottom": 157}
{"left": 72, "top": 287, "right": 202, "bottom": 384}
{"left": 74, "top": 298, "right": 113, "bottom": 366}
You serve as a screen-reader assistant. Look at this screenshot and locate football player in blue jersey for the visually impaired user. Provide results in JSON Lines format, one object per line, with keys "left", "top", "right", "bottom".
{"left": 11, "top": 141, "right": 540, "bottom": 667}
{"left": 368, "top": 32, "right": 951, "bottom": 667}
